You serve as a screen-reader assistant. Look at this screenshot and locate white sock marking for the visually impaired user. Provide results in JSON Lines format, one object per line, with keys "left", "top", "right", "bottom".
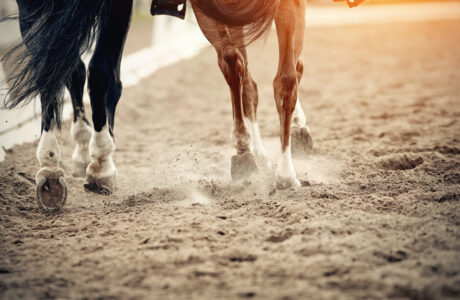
{"left": 36, "top": 130, "right": 61, "bottom": 169}
{"left": 277, "top": 143, "right": 296, "bottom": 181}
{"left": 87, "top": 126, "right": 116, "bottom": 179}
{"left": 292, "top": 99, "right": 307, "bottom": 127}
{"left": 70, "top": 118, "right": 91, "bottom": 166}
{"left": 244, "top": 117, "right": 268, "bottom": 160}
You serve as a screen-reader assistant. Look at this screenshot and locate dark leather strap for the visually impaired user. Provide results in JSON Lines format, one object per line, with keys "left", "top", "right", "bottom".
{"left": 151, "top": 0, "right": 186, "bottom": 19}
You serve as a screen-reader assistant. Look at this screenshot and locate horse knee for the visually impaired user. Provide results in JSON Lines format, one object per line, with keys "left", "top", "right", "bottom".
{"left": 274, "top": 69, "right": 297, "bottom": 107}
{"left": 222, "top": 48, "right": 242, "bottom": 68}
{"left": 218, "top": 48, "right": 245, "bottom": 86}
{"left": 281, "top": 71, "right": 297, "bottom": 93}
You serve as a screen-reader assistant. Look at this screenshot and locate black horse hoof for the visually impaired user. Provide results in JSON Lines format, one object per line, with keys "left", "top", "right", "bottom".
{"left": 84, "top": 175, "right": 115, "bottom": 195}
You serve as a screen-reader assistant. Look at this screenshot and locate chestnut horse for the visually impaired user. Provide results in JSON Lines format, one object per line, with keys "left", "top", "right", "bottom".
{"left": 192, "top": 0, "right": 313, "bottom": 189}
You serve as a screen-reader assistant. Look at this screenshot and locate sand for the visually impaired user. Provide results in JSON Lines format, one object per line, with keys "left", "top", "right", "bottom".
{"left": 0, "top": 19, "right": 459, "bottom": 299}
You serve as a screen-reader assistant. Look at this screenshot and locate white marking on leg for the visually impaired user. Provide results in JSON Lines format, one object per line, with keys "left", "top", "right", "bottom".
{"left": 244, "top": 117, "right": 268, "bottom": 161}
{"left": 35, "top": 129, "right": 67, "bottom": 210}
{"left": 36, "top": 130, "right": 61, "bottom": 169}
{"left": 277, "top": 144, "right": 295, "bottom": 180}
{"left": 87, "top": 126, "right": 117, "bottom": 179}
{"left": 276, "top": 138, "right": 300, "bottom": 188}
{"left": 292, "top": 98, "right": 307, "bottom": 127}
{"left": 70, "top": 118, "right": 91, "bottom": 175}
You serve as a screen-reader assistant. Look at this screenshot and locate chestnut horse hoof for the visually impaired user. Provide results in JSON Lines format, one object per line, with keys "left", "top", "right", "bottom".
{"left": 36, "top": 168, "right": 67, "bottom": 212}
{"left": 291, "top": 125, "right": 313, "bottom": 157}
{"left": 84, "top": 175, "right": 115, "bottom": 195}
{"left": 231, "top": 152, "right": 259, "bottom": 180}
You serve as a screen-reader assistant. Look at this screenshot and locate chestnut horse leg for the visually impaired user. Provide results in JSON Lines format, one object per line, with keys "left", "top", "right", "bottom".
{"left": 194, "top": 10, "right": 260, "bottom": 180}
{"left": 290, "top": 57, "right": 313, "bottom": 156}
{"left": 239, "top": 46, "right": 269, "bottom": 165}
{"left": 273, "top": 0, "right": 307, "bottom": 189}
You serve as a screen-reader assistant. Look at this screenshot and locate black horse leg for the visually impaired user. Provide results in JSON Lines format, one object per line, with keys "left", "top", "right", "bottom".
{"left": 66, "top": 59, "right": 88, "bottom": 124}
{"left": 106, "top": 66, "right": 123, "bottom": 136}
{"left": 66, "top": 59, "right": 92, "bottom": 177}
{"left": 84, "top": 0, "right": 133, "bottom": 195}
{"left": 16, "top": 0, "right": 68, "bottom": 210}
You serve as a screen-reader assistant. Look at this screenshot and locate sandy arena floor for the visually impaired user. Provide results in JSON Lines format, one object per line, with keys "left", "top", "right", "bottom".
{"left": 0, "top": 18, "right": 459, "bottom": 299}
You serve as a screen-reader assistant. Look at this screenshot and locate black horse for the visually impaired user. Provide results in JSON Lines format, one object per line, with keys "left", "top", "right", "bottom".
{"left": 2, "top": 0, "right": 134, "bottom": 211}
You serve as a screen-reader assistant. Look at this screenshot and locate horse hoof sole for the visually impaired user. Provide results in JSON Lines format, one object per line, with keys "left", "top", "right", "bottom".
{"left": 36, "top": 168, "right": 67, "bottom": 212}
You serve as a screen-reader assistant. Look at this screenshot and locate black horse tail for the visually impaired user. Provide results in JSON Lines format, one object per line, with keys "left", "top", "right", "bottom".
{"left": 1, "top": 0, "right": 112, "bottom": 129}
{"left": 191, "top": 0, "right": 280, "bottom": 45}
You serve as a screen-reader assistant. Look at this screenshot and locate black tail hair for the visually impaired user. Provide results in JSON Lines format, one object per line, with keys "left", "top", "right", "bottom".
{"left": 1, "top": 0, "right": 112, "bottom": 129}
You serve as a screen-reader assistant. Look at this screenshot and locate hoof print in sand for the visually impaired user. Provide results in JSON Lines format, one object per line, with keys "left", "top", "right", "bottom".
{"left": 291, "top": 126, "right": 313, "bottom": 156}
{"left": 266, "top": 230, "right": 293, "bottom": 243}
{"left": 378, "top": 154, "right": 423, "bottom": 170}
{"left": 374, "top": 250, "right": 408, "bottom": 263}
{"left": 228, "top": 254, "right": 257, "bottom": 263}
{"left": 238, "top": 292, "right": 256, "bottom": 298}
{"left": 231, "top": 152, "right": 259, "bottom": 180}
